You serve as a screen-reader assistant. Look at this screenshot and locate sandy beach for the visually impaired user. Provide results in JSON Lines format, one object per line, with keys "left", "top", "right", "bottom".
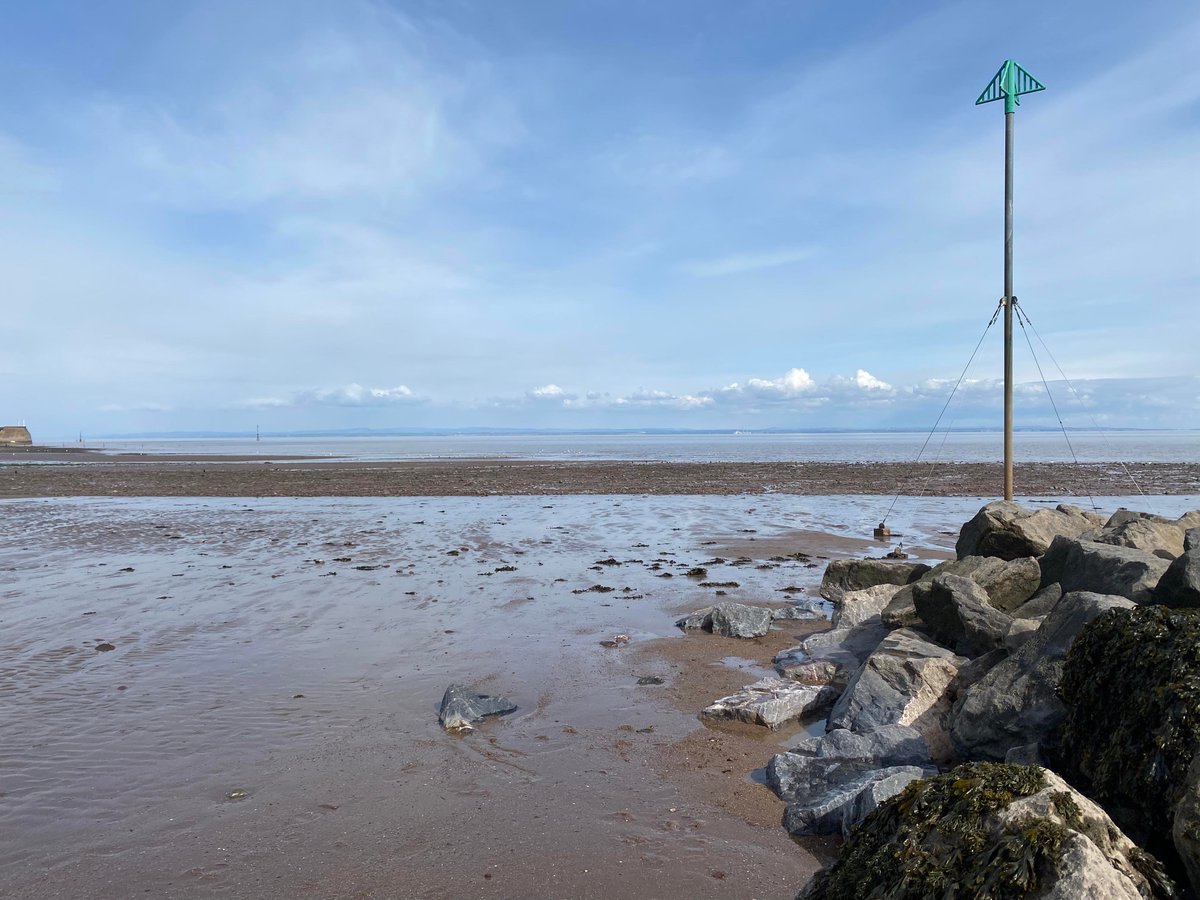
{"left": 3, "top": 451, "right": 1197, "bottom": 498}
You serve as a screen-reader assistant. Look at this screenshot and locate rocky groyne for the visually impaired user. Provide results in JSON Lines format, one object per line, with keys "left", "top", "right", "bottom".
{"left": 691, "top": 500, "right": 1200, "bottom": 898}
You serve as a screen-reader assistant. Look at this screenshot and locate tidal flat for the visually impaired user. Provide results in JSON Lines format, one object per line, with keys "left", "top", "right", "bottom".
{"left": 2, "top": 493, "right": 1196, "bottom": 898}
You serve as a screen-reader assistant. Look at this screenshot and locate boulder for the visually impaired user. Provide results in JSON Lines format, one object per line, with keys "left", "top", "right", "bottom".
{"left": 950, "top": 592, "right": 1134, "bottom": 760}
{"left": 1005, "top": 742, "right": 1049, "bottom": 767}
{"left": 1003, "top": 617, "right": 1040, "bottom": 651}
{"left": 951, "top": 647, "right": 1009, "bottom": 697}
{"left": 880, "top": 579, "right": 931, "bottom": 629}
{"left": 1040, "top": 536, "right": 1171, "bottom": 604}
{"left": 1011, "top": 583, "right": 1062, "bottom": 620}
{"left": 767, "top": 725, "right": 932, "bottom": 802}
{"left": 1174, "top": 750, "right": 1200, "bottom": 898}
{"left": 1090, "top": 516, "right": 1186, "bottom": 561}
{"left": 701, "top": 677, "right": 837, "bottom": 728}
{"left": 819, "top": 558, "right": 930, "bottom": 600}
{"left": 1179, "top": 511, "right": 1200, "bottom": 531}
{"left": 782, "top": 765, "right": 932, "bottom": 838}
{"left": 1187, "top": 528, "right": 1200, "bottom": 553}
{"left": 438, "top": 684, "right": 518, "bottom": 731}
{"left": 801, "top": 763, "right": 1168, "bottom": 900}
{"left": 708, "top": 602, "right": 773, "bottom": 638}
{"left": 913, "top": 573, "right": 1012, "bottom": 657}
{"left": 830, "top": 583, "right": 902, "bottom": 629}
{"left": 1058, "top": 605, "right": 1200, "bottom": 863}
{"left": 675, "top": 606, "right": 713, "bottom": 630}
{"left": 771, "top": 597, "right": 827, "bottom": 620}
{"left": 956, "top": 500, "right": 1102, "bottom": 561}
{"left": 774, "top": 618, "right": 888, "bottom": 688}
{"left": 880, "top": 556, "right": 1040, "bottom": 627}
{"left": 1153, "top": 548, "right": 1200, "bottom": 608}
{"left": 827, "top": 629, "right": 967, "bottom": 763}
{"left": 1106, "top": 507, "right": 1175, "bottom": 528}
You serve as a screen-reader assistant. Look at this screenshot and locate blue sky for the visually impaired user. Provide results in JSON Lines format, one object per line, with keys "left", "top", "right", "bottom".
{"left": 2, "top": 0, "right": 1197, "bottom": 438}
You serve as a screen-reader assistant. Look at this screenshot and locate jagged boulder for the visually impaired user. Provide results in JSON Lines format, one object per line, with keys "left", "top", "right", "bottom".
{"left": 955, "top": 501, "right": 1103, "bottom": 561}
{"left": 1040, "top": 536, "right": 1171, "bottom": 604}
{"left": 913, "top": 574, "right": 1012, "bottom": 657}
{"left": 1089, "top": 517, "right": 1187, "bottom": 561}
{"left": 950, "top": 591, "right": 1134, "bottom": 761}
{"left": 774, "top": 619, "right": 888, "bottom": 689}
{"left": 800, "top": 763, "right": 1172, "bottom": 900}
{"left": 827, "top": 629, "right": 967, "bottom": 763}
{"left": 819, "top": 558, "right": 930, "bottom": 600}
{"left": 709, "top": 602, "right": 773, "bottom": 637}
{"left": 701, "top": 677, "right": 837, "bottom": 728}
{"left": 1058, "top": 605, "right": 1200, "bottom": 882}
{"left": 1011, "top": 583, "right": 1062, "bottom": 620}
{"left": 767, "top": 725, "right": 932, "bottom": 803}
{"left": 882, "top": 555, "right": 1040, "bottom": 627}
{"left": 831, "top": 583, "right": 902, "bottom": 629}
{"left": 438, "top": 684, "right": 518, "bottom": 731}
{"left": 1153, "top": 548, "right": 1200, "bottom": 608}
{"left": 782, "top": 766, "right": 931, "bottom": 838}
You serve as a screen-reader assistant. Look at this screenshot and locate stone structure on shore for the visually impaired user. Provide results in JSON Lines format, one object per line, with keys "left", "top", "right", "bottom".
{"left": 687, "top": 499, "right": 1200, "bottom": 897}
{"left": 0, "top": 425, "right": 32, "bottom": 445}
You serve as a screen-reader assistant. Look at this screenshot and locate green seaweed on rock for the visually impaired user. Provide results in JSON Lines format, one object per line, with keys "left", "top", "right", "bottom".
{"left": 803, "top": 763, "right": 1074, "bottom": 900}
{"left": 1057, "top": 606, "right": 1200, "bottom": 846}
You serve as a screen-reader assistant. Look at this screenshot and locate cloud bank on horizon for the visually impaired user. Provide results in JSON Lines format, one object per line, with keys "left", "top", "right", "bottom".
{"left": 1, "top": 1, "right": 1197, "bottom": 438}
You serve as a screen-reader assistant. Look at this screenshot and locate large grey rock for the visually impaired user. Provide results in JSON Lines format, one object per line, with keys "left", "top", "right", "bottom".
{"left": 782, "top": 766, "right": 932, "bottom": 838}
{"left": 956, "top": 501, "right": 1102, "bottom": 561}
{"left": 819, "top": 558, "right": 930, "bottom": 600}
{"left": 701, "top": 677, "right": 837, "bottom": 728}
{"left": 880, "top": 579, "right": 931, "bottom": 629}
{"left": 675, "top": 606, "right": 713, "bottom": 630}
{"left": 1173, "top": 748, "right": 1200, "bottom": 898}
{"left": 709, "top": 602, "right": 773, "bottom": 638}
{"left": 913, "top": 574, "right": 1012, "bottom": 657}
{"left": 771, "top": 597, "right": 827, "bottom": 621}
{"left": 830, "top": 583, "right": 902, "bottom": 629}
{"left": 827, "top": 629, "right": 966, "bottom": 763}
{"left": 1090, "top": 516, "right": 1186, "bottom": 561}
{"left": 774, "top": 619, "right": 889, "bottom": 688}
{"left": 438, "top": 684, "right": 518, "bottom": 731}
{"left": 1187, "top": 528, "right": 1200, "bottom": 553}
{"left": 1154, "top": 548, "right": 1200, "bottom": 608}
{"left": 1040, "top": 536, "right": 1171, "bottom": 604}
{"left": 1106, "top": 507, "right": 1175, "bottom": 528}
{"left": 1003, "top": 617, "right": 1040, "bottom": 651}
{"left": 951, "top": 647, "right": 1009, "bottom": 696}
{"left": 1010, "top": 583, "right": 1062, "bottom": 620}
{"left": 880, "top": 555, "right": 1040, "bottom": 628}
{"left": 950, "top": 591, "right": 1135, "bottom": 760}
{"left": 1178, "top": 511, "right": 1200, "bottom": 531}
{"left": 767, "top": 725, "right": 932, "bottom": 802}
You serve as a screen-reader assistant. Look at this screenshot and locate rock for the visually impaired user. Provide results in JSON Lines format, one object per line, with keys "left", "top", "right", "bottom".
{"left": 774, "top": 618, "right": 889, "bottom": 688}
{"left": 879, "top": 580, "right": 928, "bottom": 629}
{"left": 708, "top": 602, "right": 773, "bottom": 638}
{"left": 675, "top": 606, "right": 713, "bottom": 630}
{"left": 956, "top": 501, "right": 1102, "bottom": 561}
{"left": 1106, "top": 507, "right": 1175, "bottom": 528}
{"left": 782, "top": 766, "right": 933, "bottom": 838}
{"left": 1059, "top": 605, "right": 1200, "bottom": 861}
{"left": 913, "top": 574, "right": 1012, "bottom": 657}
{"left": 819, "top": 558, "right": 930, "bottom": 600}
{"left": 1178, "top": 511, "right": 1200, "bottom": 531}
{"left": 952, "top": 647, "right": 1009, "bottom": 696}
{"left": 636, "top": 675, "right": 665, "bottom": 686}
{"left": 1187, "top": 528, "right": 1200, "bottom": 553}
{"left": 438, "top": 684, "right": 518, "bottom": 731}
{"left": 801, "top": 763, "right": 1168, "bottom": 900}
{"left": 1154, "top": 548, "right": 1200, "bottom": 608}
{"left": 826, "top": 629, "right": 966, "bottom": 763}
{"left": 1173, "top": 750, "right": 1200, "bottom": 898}
{"left": 830, "top": 583, "right": 902, "bottom": 629}
{"left": 1041, "top": 536, "right": 1171, "bottom": 604}
{"left": 1011, "top": 582, "right": 1062, "bottom": 620}
{"left": 1090, "top": 517, "right": 1186, "bottom": 561}
{"left": 950, "top": 591, "right": 1134, "bottom": 760}
{"left": 701, "top": 677, "right": 837, "bottom": 729}
{"left": 771, "top": 597, "right": 826, "bottom": 620}
{"left": 1005, "top": 742, "right": 1049, "bottom": 766}
{"left": 1003, "top": 616, "right": 1040, "bottom": 651}
{"left": 767, "top": 725, "right": 932, "bottom": 802}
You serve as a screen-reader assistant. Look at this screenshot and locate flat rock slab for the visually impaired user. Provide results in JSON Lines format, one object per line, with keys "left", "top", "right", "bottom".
{"left": 702, "top": 677, "right": 837, "bottom": 729}
{"left": 782, "top": 765, "right": 933, "bottom": 837}
{"left": 438, "top": 684, "right": 518, "bottom": 731}
{"left": 767, "top": 725, "right": 931, "bottom": 803}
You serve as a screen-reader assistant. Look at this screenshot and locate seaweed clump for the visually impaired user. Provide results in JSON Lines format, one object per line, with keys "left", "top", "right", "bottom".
{"left": 804, "top": 762, "right": 1073, "bottom": 900}
{"left": 1056, "top": 605, "right": 1200, "bottom": 845}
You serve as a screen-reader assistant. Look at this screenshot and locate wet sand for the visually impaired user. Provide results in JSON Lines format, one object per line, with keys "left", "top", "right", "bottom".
{"left": 4, "top": 493, "right": 1197, "bottom": 899}
{"left": 2, "top": 454, "right": 1197, "bottom": 497}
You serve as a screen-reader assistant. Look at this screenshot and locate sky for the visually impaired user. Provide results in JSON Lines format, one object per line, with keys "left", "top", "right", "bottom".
{"left": 1, "top": 0, "right": 1197, "bottom": 438}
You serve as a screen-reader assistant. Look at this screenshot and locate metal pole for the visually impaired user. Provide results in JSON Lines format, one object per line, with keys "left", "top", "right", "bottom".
{"left": 1003, "top": 110, "right": 1014, "bottom": 501}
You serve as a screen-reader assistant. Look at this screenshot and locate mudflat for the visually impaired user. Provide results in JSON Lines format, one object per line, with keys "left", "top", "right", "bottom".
{"left": 2, "top": 454, "right": 1196, "bottom": 497}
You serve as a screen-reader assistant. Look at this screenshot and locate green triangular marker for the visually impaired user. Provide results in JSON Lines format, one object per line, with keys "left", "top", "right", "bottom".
{"left": 976, "top": 59, "right": 1045, "bottom": 114}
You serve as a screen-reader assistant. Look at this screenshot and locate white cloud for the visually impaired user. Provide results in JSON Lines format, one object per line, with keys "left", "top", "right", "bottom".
{"left": 855, "top": 369, "right": 892, "bottom": 391}
{"left": 241, "top": 383, "right": 419, "bottom": 409}
{"left": 682, "top": 246, "right": 816, "bottom": 278}
{"left": 530, "top": 384, "right": 565, "bottom": 397}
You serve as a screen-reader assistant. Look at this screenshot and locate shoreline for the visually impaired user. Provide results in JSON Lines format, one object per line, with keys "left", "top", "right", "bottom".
{"left": 2, "top": 457, "right": 1197, "bottom": 498}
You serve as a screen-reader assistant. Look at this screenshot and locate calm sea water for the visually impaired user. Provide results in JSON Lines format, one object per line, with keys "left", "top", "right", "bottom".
{"left": 79, "top": 431, "right": 1198, "bottom": 464}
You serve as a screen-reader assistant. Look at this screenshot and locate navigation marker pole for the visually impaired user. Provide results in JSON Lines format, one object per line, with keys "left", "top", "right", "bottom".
{"left": 976, "top": 60, "right": 1045, "bottom": 501}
